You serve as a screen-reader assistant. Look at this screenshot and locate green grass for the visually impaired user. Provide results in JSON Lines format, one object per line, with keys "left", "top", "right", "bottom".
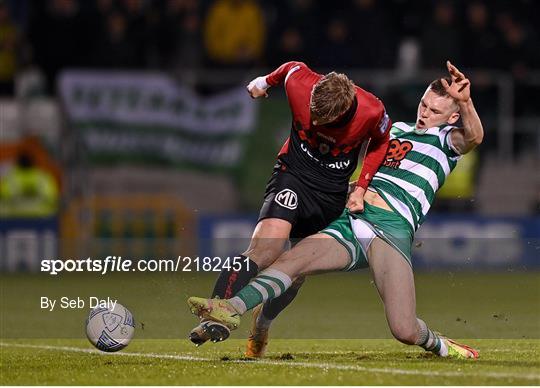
{"left": 1, "top": 339, "right": 539, "bottom": 385}
{"left": 1, "top": 272, "right": 539, "bottom": 385}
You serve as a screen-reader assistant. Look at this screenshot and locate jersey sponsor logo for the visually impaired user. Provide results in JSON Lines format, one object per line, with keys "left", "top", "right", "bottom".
{"left": 316, "top": 132, "right": 336, "bottom": 143}
{"left": 275, "top": 189, "right": 298, "bottom": 210}
{"left": 300, "top": 142, "right": 320, "bottom": 162}
{"left": 319, "top": 143, "right": 330, "bottom": 154}
{"left": 383, "top": 139, "right": 413, "bottom": 169}
{"left": 300, "top": 143, "right": 352, "bottom": 170}
{"left": 378, "top": 111, "right": 390, "bottom": 135}
{"left": 327, "top": 160, "right": 351, "bottom": 169}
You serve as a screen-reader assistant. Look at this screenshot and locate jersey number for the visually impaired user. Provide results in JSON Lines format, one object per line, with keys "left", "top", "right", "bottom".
{"left": 383, "top": 139, "right": 413, "bottom": 169}
{"left": 386, "top": 139, "right": 413, "bottom": 161}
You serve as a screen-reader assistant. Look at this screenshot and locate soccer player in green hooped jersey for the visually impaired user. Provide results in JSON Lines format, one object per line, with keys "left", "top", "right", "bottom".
{"left": 188, "top": 61, "right": 484, "bottom": 359}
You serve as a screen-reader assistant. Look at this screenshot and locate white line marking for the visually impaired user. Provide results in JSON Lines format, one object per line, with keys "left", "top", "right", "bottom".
{"left": 0, "top": 342, "right": 538, "bottom": 381}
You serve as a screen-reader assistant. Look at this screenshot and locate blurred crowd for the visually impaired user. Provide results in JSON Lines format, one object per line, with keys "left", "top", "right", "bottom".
{"left": 1, "top": 0, "right": 539, "bottom": 95}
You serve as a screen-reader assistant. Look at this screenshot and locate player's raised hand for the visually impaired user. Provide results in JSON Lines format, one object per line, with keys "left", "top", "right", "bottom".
{"left": 247, "top": 77, "right": 269, "bottom": 98}
{"left": 347, "top": 186, "right": 366, "bottom": 213}
{"left": 441, "top": 61, "right": 470, "bottom": 103}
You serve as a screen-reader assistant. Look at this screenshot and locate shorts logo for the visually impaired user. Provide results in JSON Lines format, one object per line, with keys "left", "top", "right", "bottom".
{"left": 275, "top": 189, "right": 298, "bottom": 210}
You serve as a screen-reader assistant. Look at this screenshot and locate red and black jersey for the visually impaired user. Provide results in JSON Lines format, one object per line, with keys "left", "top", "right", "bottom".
{"left": 266, "top": 61, "right": 391, "bottom": 194}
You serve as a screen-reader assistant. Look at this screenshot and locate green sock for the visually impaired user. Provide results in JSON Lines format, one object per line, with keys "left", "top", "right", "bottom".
{"left": 228, "top": 269, "right": 292, "bottom": 314}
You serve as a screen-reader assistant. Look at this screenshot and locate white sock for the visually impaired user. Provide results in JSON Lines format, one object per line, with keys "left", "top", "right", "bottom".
{"left": 228, "top": 296, "right": 247, "bottom": 315}
{"left": 416, "top": 318, "right": 447, "bottom": 356}
{"left": 439, "top": 338, "right": 448, "bottom": 357}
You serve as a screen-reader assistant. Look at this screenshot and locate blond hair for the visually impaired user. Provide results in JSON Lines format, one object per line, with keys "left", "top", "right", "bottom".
{"left": 310, "top": 72, "right": 356, "bottom": 124}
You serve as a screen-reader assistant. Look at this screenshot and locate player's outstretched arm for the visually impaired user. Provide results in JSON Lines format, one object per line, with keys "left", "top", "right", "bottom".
{"left": 442, "top": 61, "right": 484, "bottom": 155}
{"left": 246, "top": 61, "right": 307, "bottom": 99}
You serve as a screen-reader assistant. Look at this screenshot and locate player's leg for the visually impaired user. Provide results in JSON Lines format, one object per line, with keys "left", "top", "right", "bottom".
{"left": 257, "top": 276, "right": 305, "bottom": 329}
{"left": 188, "top": 209, "right": 358, "bottom": 324}
{"left": 228, "top": 233, "right": 350, "bottom": 314}
{"left": 188, "top": 233, "right": 350, "bottom": 323}
{"left": 367, "top": 237, "right": 422, "bottom": 345}
{"left": 189, "top": 170, "right": 299, "bottom": 345}
{"left": 210, "top": 218, "right": 291, "bottom": 299}
{"left": 247, "top": 191, "right": 347, "bottom": 356}
{"left": 368, "top": 237, "right": 478, "bottom": 358}
{"left": 245, "top": 276, "right": 304, "bottom": 358}
{"left": 189, "top": 218, "right": 290, "bottom": 345}
{"left": 210, "top": 169, "right": 304, "bottom": 301}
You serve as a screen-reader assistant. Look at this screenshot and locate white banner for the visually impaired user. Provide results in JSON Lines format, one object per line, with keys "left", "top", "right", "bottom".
{"left": 59, "top": 71, "right": 257, "bottom": 168}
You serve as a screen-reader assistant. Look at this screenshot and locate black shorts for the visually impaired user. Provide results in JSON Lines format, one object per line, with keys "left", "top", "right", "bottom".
{"left": 258, "top": 169, "right": 347, "bottom": 239}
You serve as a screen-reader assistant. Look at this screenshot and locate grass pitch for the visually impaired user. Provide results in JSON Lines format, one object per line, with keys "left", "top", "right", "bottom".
{"left": 1, "top": 271, "right": 539, "bottom": 385}
{"left": 1, "top": 338, "right": 539, "bottom": 385}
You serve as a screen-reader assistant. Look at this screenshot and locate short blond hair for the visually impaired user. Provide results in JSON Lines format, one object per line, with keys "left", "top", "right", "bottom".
{"left": 310, "top": 72, "right": 356, "bottom": 124}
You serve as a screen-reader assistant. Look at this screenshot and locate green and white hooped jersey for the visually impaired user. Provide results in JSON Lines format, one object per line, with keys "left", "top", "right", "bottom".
{"left": 370, "top": 121, "right": 462, "bottom": 231}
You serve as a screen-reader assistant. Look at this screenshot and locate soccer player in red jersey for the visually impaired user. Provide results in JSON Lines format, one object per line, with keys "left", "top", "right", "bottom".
{"left": 188, "top": 62, "right": 483, "bottom": 360}
{"left": 189, "top": 61, "right": 391, "bottom": 347}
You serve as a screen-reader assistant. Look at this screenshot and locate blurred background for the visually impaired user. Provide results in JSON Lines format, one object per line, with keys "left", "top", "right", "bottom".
{"left": 0, "top": 0, "right": 539, "bottom": 272}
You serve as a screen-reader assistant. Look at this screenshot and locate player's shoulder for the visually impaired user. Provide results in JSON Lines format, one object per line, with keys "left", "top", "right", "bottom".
{"left": 389, "top": 122, "right": 415, "bottom": 138}
{"left": 284, "top": 63, "right": 322, "bottom": 102}
{"left": 435, "top": 124, "right": 461, "bottom": 157}
{"left": 417, "top": 124, "right": 461, "bottom": 157}
{"left": 438, "top": 123, "right": 458, "bottom": 134}
{"left": 285, "top": 62, "right": 321, "bottom": 86}
{"left": 422, "top": 124, "right": 458, "bottom": 144}
{"left": 354, "top": 85, "right": 385, "bottom": 114}
{"left": 392, "top": 122, "right": 416, "bottom": 132}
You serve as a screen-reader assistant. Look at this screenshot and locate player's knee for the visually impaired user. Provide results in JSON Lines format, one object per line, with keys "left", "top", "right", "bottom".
{"left": 389, "top": 322, "right": 418, "bottom": 345}
{"left": 244, "top": 247, "right": 282, "bottom": 269}
{"left": 273, "top": 248, "right": 305, "bottom": 268}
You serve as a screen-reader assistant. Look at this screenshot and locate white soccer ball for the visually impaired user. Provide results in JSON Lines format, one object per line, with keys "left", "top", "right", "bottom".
{"left": 86, "top": 302, "right": 135, "bottom": 352}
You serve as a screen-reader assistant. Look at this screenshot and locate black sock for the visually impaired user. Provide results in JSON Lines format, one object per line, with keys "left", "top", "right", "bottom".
{"left": 261, "top": 278, "right": 304, "bottom": 320}
{"left": 211, "top": 255, "right": 259, "bottom": 299}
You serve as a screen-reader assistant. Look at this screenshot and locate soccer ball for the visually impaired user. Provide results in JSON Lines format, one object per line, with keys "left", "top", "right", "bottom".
{"left": 86, "top": 302, "right": 135, "bottom": 352}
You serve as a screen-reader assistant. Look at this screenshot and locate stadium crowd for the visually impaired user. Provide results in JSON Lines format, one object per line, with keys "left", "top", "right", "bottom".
{"left": 1, "top": 0, "right": 538, "bottom": 95}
